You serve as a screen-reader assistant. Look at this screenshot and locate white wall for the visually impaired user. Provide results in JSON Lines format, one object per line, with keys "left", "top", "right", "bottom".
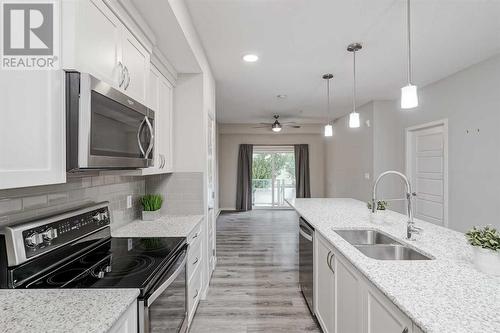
{"left": 373, "top": 54, "right": 500, "bottom": 232}
{"left": 325, "top": 102, "right": 374, "bottom": 202}
{"left": 218, "top": 126, "right": 326, "bottom": 210}
{"left": 324, "top": 54, "right": 500, "bottom": 232}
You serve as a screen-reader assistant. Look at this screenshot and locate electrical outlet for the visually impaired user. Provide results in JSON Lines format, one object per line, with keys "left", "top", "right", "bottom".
{"left": 126, "top": 195, "right": 132, "bottom": 209}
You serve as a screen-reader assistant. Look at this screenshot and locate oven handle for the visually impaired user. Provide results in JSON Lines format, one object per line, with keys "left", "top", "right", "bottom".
{"left": 146, "top": 249, "right": 187, "bottom": 306}
{"left": 144, "top": 116, "right": 155, "bottom": 159}
{"left": 137, "top": 117, "right": 147, "bottom": 157}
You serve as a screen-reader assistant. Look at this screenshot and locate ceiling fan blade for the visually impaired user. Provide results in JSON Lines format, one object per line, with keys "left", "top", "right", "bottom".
{"left": 259, "top": 122, "right": 272, "bottom": 125}
{"left": 281, "top": 121, "right": 298, "bottom": 125}
{"left": 284, "top": 125, "right": 301, "bottom": 128}
{"left": 252, "top": 125, "right": 270, "bottom": 129}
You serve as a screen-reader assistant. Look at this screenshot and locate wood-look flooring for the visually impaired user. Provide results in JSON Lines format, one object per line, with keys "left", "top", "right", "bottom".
{"left": 189, "top": 209, "right": 321, "bottom": 333}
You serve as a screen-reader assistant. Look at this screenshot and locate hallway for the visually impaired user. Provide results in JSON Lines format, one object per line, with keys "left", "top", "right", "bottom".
{"left": 189, "top": 210, "right": 320, "bottom": 333}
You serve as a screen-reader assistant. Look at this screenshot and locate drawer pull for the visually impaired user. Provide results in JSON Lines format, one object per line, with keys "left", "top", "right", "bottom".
{"left": 192, "top": 232, "right": 198, "bottom": 240}
{"left": 193, "top": 257, "right": 199, "bottom": 265}
{"left": 193, "top": 289, "right": 198, "bottom": 299}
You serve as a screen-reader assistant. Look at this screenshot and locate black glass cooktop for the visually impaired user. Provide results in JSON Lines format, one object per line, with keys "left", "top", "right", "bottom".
{"left": 23, "top": 237, "right": 185, "bottom": 294}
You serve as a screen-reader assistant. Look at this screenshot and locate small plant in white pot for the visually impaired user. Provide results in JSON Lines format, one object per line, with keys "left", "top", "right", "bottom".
{"left": 465, "top": 226, "right": 500, "bottom": 276}
{"left": 367, "top": 200, "right": 388, "bottom": 224}
{"left": 140, "top": 194, "right": 163, "bottom": 221}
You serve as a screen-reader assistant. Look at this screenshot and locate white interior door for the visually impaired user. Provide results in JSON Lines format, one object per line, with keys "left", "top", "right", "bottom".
{"left": 407, "top": 121, "right": 448, "bottom": 226}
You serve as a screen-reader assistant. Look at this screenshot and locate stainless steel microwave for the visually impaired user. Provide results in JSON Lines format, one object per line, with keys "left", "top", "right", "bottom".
{"left": 66, "top": 72, "right": 154, "bottom": 171}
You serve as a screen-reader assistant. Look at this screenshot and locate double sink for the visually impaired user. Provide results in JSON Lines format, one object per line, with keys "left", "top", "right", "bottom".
{"left": 333, "top": 229, "right": 432, "bottom": 260}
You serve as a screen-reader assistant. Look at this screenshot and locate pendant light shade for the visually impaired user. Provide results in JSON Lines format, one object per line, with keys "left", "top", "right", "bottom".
{"left": 324, "top": 124, "right": 333, "bottom": 137}
{"left": 401, "top": 84, "right": 418, "bottom": 109}
{"left": 349, "top": 112, "right": 360, "bottom": 128}
{"left": 401, "top": 0, "right": 418, "bottom": 109}
{"left": 322, "top": 73, "right": 334, "bottom": 137}
{"left": 347, "top": 43, "right": 362, "bottom": 128}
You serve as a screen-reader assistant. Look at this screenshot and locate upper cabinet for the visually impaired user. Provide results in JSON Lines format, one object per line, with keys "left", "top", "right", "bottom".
{"left": 62, "top": 0, "right": 150, "bottom": 103}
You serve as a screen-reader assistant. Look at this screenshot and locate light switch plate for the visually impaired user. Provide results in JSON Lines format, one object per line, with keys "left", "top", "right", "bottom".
{"left": 126, "top": 195, "right": 132, "bottom": 209}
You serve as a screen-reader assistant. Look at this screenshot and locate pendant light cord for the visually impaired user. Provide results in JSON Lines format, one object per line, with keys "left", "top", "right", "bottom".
{"left": 353, "top": 49, "right": 357, "bottom": 113}
{"left": 327, "top": 78, "right": 331, "bottom": 123}
{"left": 407, "top": 0, "right": 412, "bottom": 85}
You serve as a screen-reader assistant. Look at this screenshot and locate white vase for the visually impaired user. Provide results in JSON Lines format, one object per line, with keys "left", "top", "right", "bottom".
{"left": 472, "top": 247, "right": 500, "bottom": 276}
{"left": 142, "top": 210, "right": 160, "bottom": 221}
{"left": 371, "top": 210, "right": 387, "bottom": 224}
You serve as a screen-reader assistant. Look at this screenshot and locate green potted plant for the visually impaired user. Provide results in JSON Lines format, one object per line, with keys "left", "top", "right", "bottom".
{"left": 465, "top": 226, "right": 500, "bottom": 275}
{"left": 140, "top": 194, "right": 163, "bottom": 221}
{"left": 367, "top": 200, "right": 389, "bottom": 224}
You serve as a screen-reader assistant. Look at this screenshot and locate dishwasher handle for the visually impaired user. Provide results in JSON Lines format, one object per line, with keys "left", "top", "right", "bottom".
{"left": 299, "top": 219, "right": 314, "bottom": 242}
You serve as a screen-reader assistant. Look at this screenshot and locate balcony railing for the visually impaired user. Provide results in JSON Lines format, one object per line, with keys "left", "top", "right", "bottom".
{"left": 252, "top": 179, "right": 296, "bottom": 207}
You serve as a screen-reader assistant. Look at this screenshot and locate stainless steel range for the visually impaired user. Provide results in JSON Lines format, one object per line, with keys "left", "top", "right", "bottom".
{"left": 0, "top": 202, "right": 187, "bottom": 333}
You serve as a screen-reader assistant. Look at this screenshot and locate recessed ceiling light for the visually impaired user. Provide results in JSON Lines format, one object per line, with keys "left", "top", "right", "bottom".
{"left": 276, "top": 94, "right": 287, "bottom": 99}
{"left": 242, "top": 54, "right": 259, "bottom": 62}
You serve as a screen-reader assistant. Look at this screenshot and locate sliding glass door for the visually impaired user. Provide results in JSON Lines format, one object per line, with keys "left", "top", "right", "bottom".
{"left": 252, "top": 146, "right": 296, "bottom": 208}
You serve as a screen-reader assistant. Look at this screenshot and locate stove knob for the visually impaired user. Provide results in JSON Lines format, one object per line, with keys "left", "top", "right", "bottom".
{"left": 92, "top": 213, "right": 102, "bottom": 222}
{"left": 97, "top": 271, "right": 105, "bottom": 279}
{"left": 104, "top": 265, "right": 112, "bottom": 273}
{"left": 42, "top": 228, "right": 57, "bottom": 242}
{"left": 25, "top": 232, "right": 43, "bottom": 247}
{"left": 100, "top": 211, "right": 109, "bottom": 221}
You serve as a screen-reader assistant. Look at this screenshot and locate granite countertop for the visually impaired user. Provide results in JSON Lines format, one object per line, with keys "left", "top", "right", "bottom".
{"left": 112, "top": 215, "right": 204, "bottom": 238}
{"left": 0, "top": 289, "right": 139, "bottom": 333}
{"left": 288, "top": 198, "right": 500, "bottom": 333}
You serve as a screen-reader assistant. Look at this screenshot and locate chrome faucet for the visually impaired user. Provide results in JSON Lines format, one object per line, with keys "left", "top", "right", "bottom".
{"left": 371, "top": 170, "right": 420, "bottom": 240}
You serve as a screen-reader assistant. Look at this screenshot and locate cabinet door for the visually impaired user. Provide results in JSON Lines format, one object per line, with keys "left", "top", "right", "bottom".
{"left": 315, "top": 234, "right": 335, "bottom": 333}
{"left": 0, "top": 70, "right": 65, "bottom": 189}
{"left": 158, "top": 76, "right": 173, "bottom": 172}
{"left": 72, "top": 0, "right": 122, "bottom": 86}
{"left": 366, "top": 286, "right": 412, "bottom": 333}
{"left": 121, "top": 29, "right": 150, "bottom": 103}
{"left": 108, "top": 301, "right": 138, "bottom": 333}
{"left": 148, "top": 66, "right": 161, "bottom": 170}
{"left": 336, "top": 256, "right": 362, "bottom": 333}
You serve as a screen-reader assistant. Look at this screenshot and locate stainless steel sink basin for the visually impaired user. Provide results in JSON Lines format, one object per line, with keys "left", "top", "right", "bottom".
{"left": 333, "top": 229, "right": 433, "bottom": 261}
{"left": 355, "top": 244, "right": 432, "bottom": 260}
{"left": 334, "top": 229, "right": 402, "bottom": 246}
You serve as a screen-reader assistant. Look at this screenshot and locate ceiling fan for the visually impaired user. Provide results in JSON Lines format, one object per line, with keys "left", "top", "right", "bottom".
{"left": 253, "top": 115, "right": 301, "bottom": 132}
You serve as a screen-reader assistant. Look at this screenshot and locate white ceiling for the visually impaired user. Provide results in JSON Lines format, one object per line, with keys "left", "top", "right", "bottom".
{"left": 185, "top": 0, "right": 500, "bottom": 124}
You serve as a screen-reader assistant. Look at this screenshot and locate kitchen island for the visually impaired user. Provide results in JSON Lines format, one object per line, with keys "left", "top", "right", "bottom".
{"left": 288, "top": 198, "right": 500, "bottom": 333}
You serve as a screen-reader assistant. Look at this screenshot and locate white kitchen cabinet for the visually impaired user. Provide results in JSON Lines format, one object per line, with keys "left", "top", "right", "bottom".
{"left": 335, "top": 255, "right": 362, "bottom": 333}
{"left": 157, "top": 74, "right": 174, "bottom": 172}
{"left": 187, "top": 222, "right": 203, "bottom": 325}
{"left": 365, "top": 285, "right": 412, "bottom": 333}
{"left": 315, "top": 233, "right": 335, "bottom": 333}
{"left": 120, "top": 28, "right": 150, "bottom": 102}
{"left": 63, "top": 0, "right": 150, "bottom": 103}
{"left": 0, "top": 70, "right": 65, "bottom": 190}
{"left": 107, "top": 300, "right": 138, "bottom": 333}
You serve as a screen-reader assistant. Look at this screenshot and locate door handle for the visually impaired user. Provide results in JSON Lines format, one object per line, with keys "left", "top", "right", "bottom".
{"left": 118, "top": 62, "right": 125, "bottom": 87}
{"left": 137, "top": 117, "right": 147, "bottom": 157}
{"left": 124, "top": 66, "right": 130, "bottom": 89}
{"left": 144, "top": 117, "right": 154, "bottom": 159}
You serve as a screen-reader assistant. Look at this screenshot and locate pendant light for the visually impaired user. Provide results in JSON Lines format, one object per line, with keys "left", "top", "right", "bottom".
{"left": 347, "top": 43, "right": 362, "bottom": 128}
{"left": 323, "top": 73, "right": 334, "bottom": 137}
{"left": 401, "top": 0, "right": 418, "bottom": 109}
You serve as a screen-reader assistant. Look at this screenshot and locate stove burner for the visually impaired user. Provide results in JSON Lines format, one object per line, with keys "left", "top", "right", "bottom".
{"left": 102, "top": 255, "right": 155, "bottom": 278}
{"left": 46, "top": 267, "right": 87, "bottom": 286}
{"left": 80, "top": 251, "right": 110, "bottom": 264}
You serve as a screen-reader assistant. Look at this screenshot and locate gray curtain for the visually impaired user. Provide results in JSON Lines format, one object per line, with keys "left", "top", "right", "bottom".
{"left": 294, "top": 144, "right": 311, "bottom": 198}
{"left": 236, "top": 144, "right": 253, "bottom": 211}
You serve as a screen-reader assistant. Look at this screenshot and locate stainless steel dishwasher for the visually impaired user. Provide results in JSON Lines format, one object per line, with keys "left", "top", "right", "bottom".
{"left": 299, "top": 217, "right": 314, "bottom": 314}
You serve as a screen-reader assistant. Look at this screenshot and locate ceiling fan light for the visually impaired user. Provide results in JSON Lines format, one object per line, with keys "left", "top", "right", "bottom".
{"left": 272, "top": 126, "right": 282, "bottom": 133}
{"left": 349, "top": 112, "right": 360, "bottom": 128}
{"left": 324, "top": 124, "right": 333, "bottom": 137}
{"left": 401, "top": 84, "right": 419, "bottom": 109}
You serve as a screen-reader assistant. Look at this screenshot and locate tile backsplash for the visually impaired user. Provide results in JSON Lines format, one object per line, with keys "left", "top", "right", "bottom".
{"left": 146, "top": 172, "right": 204, "bottom": 215}
{"left": 0, "top": 174, "right": 145, "bottom": 230}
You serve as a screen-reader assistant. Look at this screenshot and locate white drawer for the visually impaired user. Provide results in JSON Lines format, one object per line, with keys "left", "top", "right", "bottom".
{"left": 188, "top": 268, "right": 202, "bottom": 321}
{"left": 188, "top": 222, "right": 202, "bottom": 245}
{"left": 187, "top": 238, "right": 202, "bottom": 283}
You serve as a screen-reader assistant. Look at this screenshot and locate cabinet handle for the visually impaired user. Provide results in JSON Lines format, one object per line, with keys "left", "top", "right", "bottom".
{"left": 326, "top": 251, "right": 331, "bottom": 269}
{"left": 193, "top": 257, "right": 199, "bottom": 265}
{"left": 193, "top": 289, "right": 198, "bottom": 299}
{"left": 124, "top": 66, "right": 130, "bottom": 89}
{"left": 118, "top": 62, "right": 125, "bottom": 87}
{"left": 192, "top": 232, "right": 198, "bottom": 240}
{"left": 329, "top": 253, "right": 335, "bottom": 274}
{"left": 402, "top": 328, "right": 408, "bottom": 333}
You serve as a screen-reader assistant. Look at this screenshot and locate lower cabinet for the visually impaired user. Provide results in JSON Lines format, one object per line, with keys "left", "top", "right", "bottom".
{"left": 315, "top": 233, "right": 335, "bottom": 333}
{"left": 187, "top": 222, "right": 203, "bottom": 325}
{"left": 108, "top": 300, "right": 137, "bottom": 333}
{"left": 313, "top": 230, "right": 418, "bottom": 333}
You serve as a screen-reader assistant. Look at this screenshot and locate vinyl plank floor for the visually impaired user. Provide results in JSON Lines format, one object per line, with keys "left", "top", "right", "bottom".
{"left": 189, "top": 210, "right": 320, "bottom": 333}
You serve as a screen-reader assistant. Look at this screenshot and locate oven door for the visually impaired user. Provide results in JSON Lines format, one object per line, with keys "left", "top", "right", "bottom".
{"left": 140, "top": 247, "right": 188, "bottom": 333}
{"left": 66, "top": 72, "right": 154, "bottom": 171}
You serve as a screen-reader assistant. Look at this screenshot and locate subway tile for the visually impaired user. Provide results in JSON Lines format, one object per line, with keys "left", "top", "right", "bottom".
{"left": 0, "top": 199, "right": 22, "bottom": 214}
{"left": 47, "top": 193, "right": 69, "bottom": 205}
{"left": 22, "top": 195, "right": 48, "bottom": 210}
